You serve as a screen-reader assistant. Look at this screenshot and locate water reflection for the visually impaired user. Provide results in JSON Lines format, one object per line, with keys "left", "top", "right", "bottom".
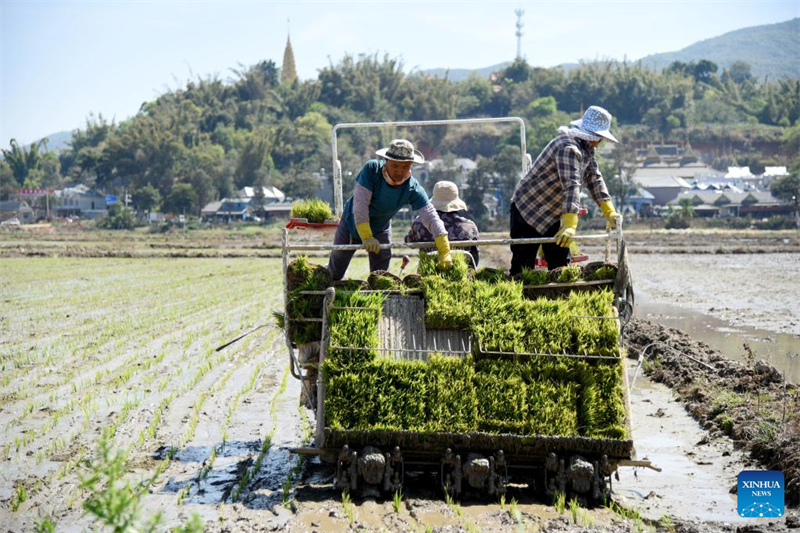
{"left": 635, "top": 301, "right": 800, "bottom": 384}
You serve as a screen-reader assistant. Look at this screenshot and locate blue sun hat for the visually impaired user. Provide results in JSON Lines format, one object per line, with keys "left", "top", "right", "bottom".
{"left": 570, "top": 106, "right": 618, "bottom": 143}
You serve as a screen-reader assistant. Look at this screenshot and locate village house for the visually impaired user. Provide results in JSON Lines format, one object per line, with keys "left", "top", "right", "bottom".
{"left": 668, "top": 189, "right": 792, "bottom": 218}
{"left": 0, "top": 200, "right": 35, "bottom": 224}
{"left": 55, "top": 185, "right": 108, "bottom": 219}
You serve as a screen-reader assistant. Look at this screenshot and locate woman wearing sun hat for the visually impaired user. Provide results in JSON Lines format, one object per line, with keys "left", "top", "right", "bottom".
{"left": 326, "top": 139, "right": 452, "bottom": 281}
{"left": 509, "top": 105, "right": 623, "bottom": 274}
{"left": 405, "top": 180, "right": 480, "bottom": 267}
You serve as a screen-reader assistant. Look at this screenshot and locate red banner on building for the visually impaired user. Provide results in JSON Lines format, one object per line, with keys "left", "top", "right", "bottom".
{"left": 19, "top": 189, "right": 54, "bottom": 196}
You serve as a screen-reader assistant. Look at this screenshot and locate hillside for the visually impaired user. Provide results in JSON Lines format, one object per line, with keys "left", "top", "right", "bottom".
{"left": 423, "top": 62, "right": 510, "bottom": 81}
{"left": 638, "top": 18, "right": 800, "bottom": 80}
{"left": 30, "top": 130, "right": 72, "bottom": 152}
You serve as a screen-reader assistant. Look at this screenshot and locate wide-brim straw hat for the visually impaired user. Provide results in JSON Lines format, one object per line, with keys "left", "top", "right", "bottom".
{"left": 570, "top": 106, "right": 619, "bottom": 143}
{"left": 430, "top": 180, "right": 467, "bottom": 212}
{"left": 376, "top": 139, "right": 425, "bottom": 164}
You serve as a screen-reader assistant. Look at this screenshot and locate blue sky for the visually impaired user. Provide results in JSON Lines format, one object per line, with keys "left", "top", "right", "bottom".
{"left": 1, "top": 0, "right": 798, "bottom": 147}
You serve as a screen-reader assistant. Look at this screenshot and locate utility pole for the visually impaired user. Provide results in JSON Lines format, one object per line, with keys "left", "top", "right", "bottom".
{"left": 515, "top": 9, "right": 525, "bottom": 61}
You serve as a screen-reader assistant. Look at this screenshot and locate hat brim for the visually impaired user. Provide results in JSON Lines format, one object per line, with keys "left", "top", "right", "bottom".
{"left": 570, "top": 119, "right": 618, "bottom": 143}
{"left": 376, "top": 147, "right": 426, "bottom": 164}
{"left": 431, "top": 198, "right": 467, "bottom": 213}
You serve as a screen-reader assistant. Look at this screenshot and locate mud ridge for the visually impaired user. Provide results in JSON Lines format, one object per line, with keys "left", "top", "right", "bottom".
{"left": 625, "top": 318, "right": 800, "bottom": 506}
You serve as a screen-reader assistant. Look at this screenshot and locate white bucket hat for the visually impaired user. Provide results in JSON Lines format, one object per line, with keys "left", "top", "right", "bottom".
{"left": 430, "top": 181, "right": 467, "bottom": 213}
{"left": 376, "top": 139, "right": 425, "bottom": 164}
{"left": 570, "top": 106, "right": 618, "bottom": 143}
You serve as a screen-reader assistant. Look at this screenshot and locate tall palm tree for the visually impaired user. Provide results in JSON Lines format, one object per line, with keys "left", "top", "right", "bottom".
{"left": 1, "top": 138, "right": 46, "bottom": 185}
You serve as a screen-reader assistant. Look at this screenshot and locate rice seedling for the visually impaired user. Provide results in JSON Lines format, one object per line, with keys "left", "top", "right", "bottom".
{"left": 11, "top": 484, "right": 27, "bottom": 512}
{"left": 508, "top": 497, "right": 522, "bottom": 524}
{"left": 286, "top": 256, "right": 331, "bottom": 344}
{"left": 172, "top": 513, "right": 205, "bottom": 533}
{"left": 568, "top": 496, "right": 580, "bottom": 523}
{"left": 448, "top": 493, "right": 463, "bottom": 516}
{"left": 421, "top": 276, "right": 475, "bottom": 330}
{"left": 474, "top": 267, "right": 508, "bottom": 284}
{"left": 553, "top": 491, "right": 566, "bottom": 514}
{"left": 659, "top": 515, "right": 676, "bottom": 533}
{"left": 33, "top": 516, "right": 56, "bottom": 533}
{"left": 290, "top": 198, "right": 333, "bottom": 223}
{"left": 324, "top": 285, "right": 626, "bottom": 438}
{"left": 554, "top": 265, "right": 582, "bottom": 283}
{"left": 176, "top": 485, "right": 189, "bottom": 505}
{"left": 417, "top": 250, "right": 470, "bottom": 282}
{"left": 518, "top": 267, "right": 549, "bottom": 286}
{"left": 341, "top": 490, "right": 355, "bottom": 525}
{"left": 465, "top": 523, "right": 483, "bottom": 533}
{"left": 393, "top": 489, "right": 403, "bottom": 513}
{"left": 590, "top": 265, "right": 617, "bottom": 281}
{"left": 499, "top": 493, "right": 506, "bottom": 509}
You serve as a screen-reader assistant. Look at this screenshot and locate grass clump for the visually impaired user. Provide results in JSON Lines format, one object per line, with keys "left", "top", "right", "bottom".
{"left": 290, "top": 199, "right": 333, "bottom": 223}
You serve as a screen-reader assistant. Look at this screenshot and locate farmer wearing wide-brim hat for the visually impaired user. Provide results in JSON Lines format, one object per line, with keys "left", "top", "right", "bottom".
{"left": 509, "top": 105, "right": 623, "bottom": 274}
{"left": 405, "top": 180, "right": 481, "bottom": 268}
{"left": 327, "top": 139, "right": 452, "bottom": 281}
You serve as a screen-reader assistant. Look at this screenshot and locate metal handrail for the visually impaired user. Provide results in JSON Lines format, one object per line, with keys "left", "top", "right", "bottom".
{"left": 282, "top": 231, "right": 619, "bottom": 252}
{"left": 331, "top": 117, "right": 528, "bottom": 217}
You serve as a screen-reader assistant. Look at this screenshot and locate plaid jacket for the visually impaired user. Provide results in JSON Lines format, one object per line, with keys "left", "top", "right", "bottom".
{"left": 511, "top": 134, "right": 611, "bottom": 233}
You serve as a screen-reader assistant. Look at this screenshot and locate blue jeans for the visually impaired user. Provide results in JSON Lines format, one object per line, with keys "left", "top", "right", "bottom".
{"left": 326, "top": 219, "right": 392, "bottom": 281}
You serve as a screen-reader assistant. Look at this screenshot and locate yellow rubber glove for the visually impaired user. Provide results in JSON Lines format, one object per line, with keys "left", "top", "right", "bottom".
{"left": 600, "top": 200, "right": 623, "bottom": 230}
{"left": 554, "top": 213, "right": 578, "bottom": 248}
{"left": 434, "top": 234, "right": 452, "bottom": 269}
{"left": 356, "top": 222, "right": 381, "bottom": 254}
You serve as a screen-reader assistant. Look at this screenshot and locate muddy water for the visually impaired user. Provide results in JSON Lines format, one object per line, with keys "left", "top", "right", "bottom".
{"left": 618, "top": 361, "right": 757, "bottom": 524}
{"left": 635, "top": 301, "right": 800, "bottom": 383}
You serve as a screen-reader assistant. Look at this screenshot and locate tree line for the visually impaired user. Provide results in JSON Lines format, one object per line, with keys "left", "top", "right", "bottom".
{"left": 2, "top": 54, "right": 798, "bottom": 217}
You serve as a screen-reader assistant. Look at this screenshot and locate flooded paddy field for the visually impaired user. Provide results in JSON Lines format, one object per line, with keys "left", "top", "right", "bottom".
{"left": 1, "top": 228, "right": 799, "bottom": 532}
